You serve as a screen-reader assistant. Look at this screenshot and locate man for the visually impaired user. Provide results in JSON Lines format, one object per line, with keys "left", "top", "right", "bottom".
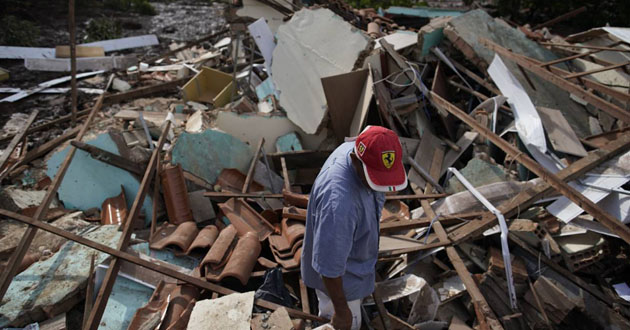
{"left": 301, "top": 126, "right": 408, "bottom": 330}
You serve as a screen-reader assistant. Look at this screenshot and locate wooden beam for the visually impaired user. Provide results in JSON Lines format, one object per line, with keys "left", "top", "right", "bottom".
{"left": 299, "top": 279, "right": 310, "bottom": 315}
{"left": 450, "top": 58, "right": 502, "bottom": 95}
{"left": 69, "top": 0, "right": 77, "bottom": 124}
{"left": 564, "top": 61, "right": 630, "bottom": 79}
{"left": 281, "top": 156, "right": 291, "bottom": 192}
{"left": 448, "top": 80, "right": 512, "bottom": 113}
{"left": 203, "top": 191, "right": 446, "bottom": 201}
{"left": 84, "top": 110, "right": 172, "bottom": 330}
{"left": 377, "top": 240, "right": 451, "bottom": 257}
{"left": 0, "top": 74, "right": 114, "bottom": 304}
{"left": 0, "top": 109, "right": 89, "bottom": 144}
{"left": 8, "top": 126, "right": 81, "bottom": 173}
{"left": 379, "top": 211, "right": 484, "bottom": 233}
{"left": 420, "top": 146, "right": 502, "bottom": 330}
{"left": 103, "top": 78, "right": 188, "bottom": 105}
{"left": 480, "top": 38, "right": 630, "bottom": 124}
{"left": 539, "top": 49, "right": 603, "bottom": 67}
{"left": 0, "top": 110, "right": 38, "bottom": 178}
{"left": 144, "top": 28, "right": 229, "bottom": 64}
{"left": 243, "top": 138, "right": 264, "bottom": 193}
{"left": 0, "top": 208, "right": 325, "bottom": 322}
{"left": 70, "top": 140, "right": 145, "bottom": 175}
{"left": 539, "top": 42, "right": 630, "bottom": 52}
{"left": 430, "top": 91, "right": 630, "bottom": 245}
{"left": 449, "top": 133, "right": 630, "bottom": 243}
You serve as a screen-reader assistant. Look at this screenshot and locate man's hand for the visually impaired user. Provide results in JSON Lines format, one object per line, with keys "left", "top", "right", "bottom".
{"left": 322, "top": 276, "right": 354, "bottom": 330}
{"left": 331, "top": 303, "right": 353, "bottom": 330}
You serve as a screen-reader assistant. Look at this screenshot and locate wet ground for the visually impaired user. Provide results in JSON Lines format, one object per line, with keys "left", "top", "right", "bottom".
{"left": 0, "top": 0, "right": 228, "bottom": 150}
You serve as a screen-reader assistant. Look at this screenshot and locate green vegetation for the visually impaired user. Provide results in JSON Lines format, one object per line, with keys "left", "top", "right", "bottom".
{"left": 0, "top": 15, "right": 40, "bottom": 46}
{"left": 85, "top": 18, "right": 122, "bottom": 42}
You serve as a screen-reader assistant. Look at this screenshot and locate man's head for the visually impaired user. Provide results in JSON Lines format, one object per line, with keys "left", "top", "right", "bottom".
{"left": 350, "top": 126, "right": 408, "bottom": 192}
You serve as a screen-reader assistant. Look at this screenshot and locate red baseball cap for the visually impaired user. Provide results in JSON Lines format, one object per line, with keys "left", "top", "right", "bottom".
{"left": 353, "top": 126, "right": 408, "bottom": 192}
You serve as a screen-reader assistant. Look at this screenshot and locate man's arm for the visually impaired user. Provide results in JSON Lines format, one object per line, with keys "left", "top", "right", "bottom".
{"left": 322, "top": 276, "right": 352, "bottom": 330}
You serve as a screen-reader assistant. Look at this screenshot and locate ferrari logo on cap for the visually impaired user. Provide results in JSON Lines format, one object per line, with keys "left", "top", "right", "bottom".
{"left": 382, "top": 151, "right": 395, "bottom": 169}
{"left": 357, "top": 142, "right": 366, "bottom": 156}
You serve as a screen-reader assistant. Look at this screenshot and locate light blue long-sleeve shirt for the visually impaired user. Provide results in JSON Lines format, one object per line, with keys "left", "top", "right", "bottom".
{"left": 301, "top": 142, "right": 385, "bottom": 300}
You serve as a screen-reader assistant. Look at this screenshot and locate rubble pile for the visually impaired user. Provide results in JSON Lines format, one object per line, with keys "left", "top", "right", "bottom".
{"left": 0, "top": 0, "right": 629, "bottom": 329}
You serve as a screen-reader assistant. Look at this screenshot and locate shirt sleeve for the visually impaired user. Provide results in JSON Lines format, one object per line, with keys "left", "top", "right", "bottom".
{"left": 312, "top": 183, "right": 358, "bottom": 278}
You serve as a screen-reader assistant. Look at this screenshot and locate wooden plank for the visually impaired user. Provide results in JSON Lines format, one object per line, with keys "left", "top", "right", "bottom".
{"left": 539, "top": 49, "right": 603, "bottom": 67}
{"left": 564, "top": 61, "right": 630, "bottom": 79}
{"left": 70, "top": 140, "right": 145, "bottom": 175}
{"left": 10, "top": 126, "right": 81, "bottom": 171}
{"left": 0, "top": 208, "right": 325, "bottom": 323}
{"left": 372, "top": 68, "right": 402, "bottom": 135}
{"left": 0, "top": 110, "right": 38, "bottom": 175}
{"left": 536, "top": 106, "right": 588, "bottom": 157}
{"left": 82, "top": 254, "right": 96, "bottom": 330}
{"left": 84, "top": 110, "right": 173, "bottom": 330}
{"left": 24, "top": 55, "right": 137, "bottom": 72}
{"left": 103, "top": 78, "right": 188, "bottom": 105}
{"left": 243, "top": 138, "right": 265, "bottom": 193}
{"left": 144, "top": 29, "right": 228, "bottom": 64}
{"left": 68, "top": 0, "right": 77, "bottom": 125}
{"left": 430, "top": 91, "right": 630, "bottom": 245}
{"left": 281, "top": 156, "right": 291, "bottom": 192}
{"left": 0, "top": 109, "right": 89, "bottom": 144}
{"left": 299, "top": 279, "right": 310, "bottom": 315}
{"left": 450, "top": 58, "right": 502, "bottom": 95}
{"left": 378, "top": 240, "right": 451, "bottom": 257}
{"left": 449, "top": 133, "right": 630, "bottom": 243}
{"left": 55, "top": 45, "right": 105, "bottom": 58}
{"left": 379, "top": 211, "right": 484, "bottom": 233}
{"left": 539, "top": 42, "right": 630, "bottom": 52}
{"left": 447, "top": 80, "right": 513, "bottom": 114}
{"left": 480, "top": 38, "right": 630, "bottom": 123}
{"left": 440, "top": 131, "right": 480, "bottom": 177}
{"left": 407, "top": 131, "right": 441, "bottom": 192}
{"left": 0, "top": 74, "right": 114, "bottom": 304}
{"left": 421, "top": 146, "right": 502, "bottom": 330}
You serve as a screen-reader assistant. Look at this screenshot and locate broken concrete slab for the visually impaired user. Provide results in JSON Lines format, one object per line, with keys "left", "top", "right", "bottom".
{"left": 214, "top": 111, "right": 328, "bottom": 153}
{"left": 275, "top": 132, "right": 303, "bottom": 152}
{"left": 237, "top": 0, "right": 287, "bottom": 34}
{"left": 445, "top": 9, "right": 591, "bottom": 137}
{"left": 171, "top": 129, "right": 253, "bottom": 185}
{"left": 271, "top": 8, "right": 372, "bottom": 134}
{"left": 0, "top": 224, "right": 121, "bottom": 327}
{"left": 0, "top": 186, "right": 60, "bottom": 212}
{"left": 46, "top": 133, "right": 153, "bottom": 223}
{"left": 0, "top": 211, "right": 87, "bottom": 262}
{"left": 24, "top": 55, "right": 138, "bottom": 72}
{"left": 446, "top": 158, "right": 508, "bottom": 194}
{"left": 187, "top": 291, "right": 255, "bottom": 330}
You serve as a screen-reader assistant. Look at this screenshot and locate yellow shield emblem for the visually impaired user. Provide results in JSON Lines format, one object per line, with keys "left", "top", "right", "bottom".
{"left": 382, "top": 151, "right": 395, "bottom": 169}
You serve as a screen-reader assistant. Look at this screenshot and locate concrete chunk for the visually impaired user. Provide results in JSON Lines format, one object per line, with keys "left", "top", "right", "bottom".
{"left": 271, "top": 8, "right": 372, "bottom": 134}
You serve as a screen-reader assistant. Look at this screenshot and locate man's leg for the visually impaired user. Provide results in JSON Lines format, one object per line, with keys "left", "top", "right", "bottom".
{"left": 316, "top": 290, "right": 362, "bottom": 330}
